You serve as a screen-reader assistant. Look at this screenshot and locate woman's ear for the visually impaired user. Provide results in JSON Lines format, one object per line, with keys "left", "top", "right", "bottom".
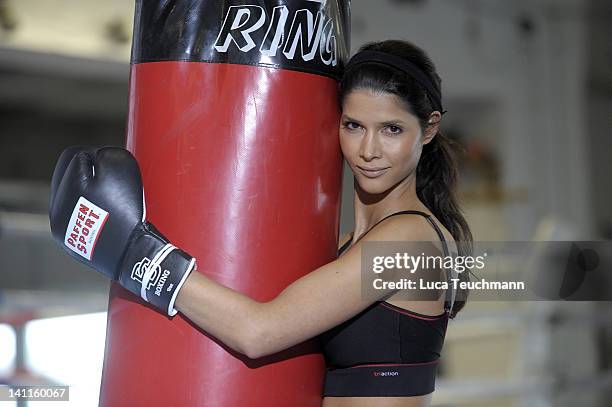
{"left": 422, "top": 111, "right": 441, "bottom": 145}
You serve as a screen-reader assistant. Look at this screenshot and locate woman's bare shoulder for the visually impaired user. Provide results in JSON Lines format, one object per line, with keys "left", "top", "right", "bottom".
{"left": 360, "top": 213, "right": 456, "bottom": 255}
{"left": 371, "top": 213, "right": 438, "bottom": 241}
{"left": 340, "top": 212, "right": 457, "bottom": 252}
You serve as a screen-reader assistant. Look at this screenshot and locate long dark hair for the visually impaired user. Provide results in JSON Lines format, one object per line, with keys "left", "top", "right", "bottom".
{"left": 339, "top": 40, "right": 473, "bottom": 319}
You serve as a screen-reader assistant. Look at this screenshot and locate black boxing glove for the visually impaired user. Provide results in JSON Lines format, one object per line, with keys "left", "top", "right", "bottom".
{"left": 49, "top": 146, "right": 196, "bottom": 316}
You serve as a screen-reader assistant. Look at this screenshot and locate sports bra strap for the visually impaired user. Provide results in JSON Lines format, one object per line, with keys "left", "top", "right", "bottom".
{"left": 338, "top": 210, "right": 457, "bottom": 313}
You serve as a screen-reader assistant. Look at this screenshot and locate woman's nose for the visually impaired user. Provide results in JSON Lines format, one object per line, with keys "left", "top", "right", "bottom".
{"left": 359, "top": 131, "right": 382, "bottom": 160}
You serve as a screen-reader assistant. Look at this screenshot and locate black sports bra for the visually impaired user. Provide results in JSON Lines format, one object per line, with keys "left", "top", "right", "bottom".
{"left": 319, "top": 210, "right": 455, "bottom": 397}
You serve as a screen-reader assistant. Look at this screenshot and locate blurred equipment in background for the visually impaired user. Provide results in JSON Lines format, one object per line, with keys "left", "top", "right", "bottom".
{"left": 0, "top": 0, "right": 17, "bottom": 33}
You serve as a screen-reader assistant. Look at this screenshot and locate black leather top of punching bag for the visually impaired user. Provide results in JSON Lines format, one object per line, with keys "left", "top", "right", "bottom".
{"left": 131, "top": 0, "right": 351, "bottom": 79}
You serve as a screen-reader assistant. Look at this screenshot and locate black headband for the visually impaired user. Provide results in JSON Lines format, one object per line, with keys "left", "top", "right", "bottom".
{"left": 344, "top": 50, "right": 445, "bottom": 114}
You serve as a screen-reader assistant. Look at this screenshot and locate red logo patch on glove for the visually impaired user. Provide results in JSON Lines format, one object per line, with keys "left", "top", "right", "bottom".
{"left": 64, "top": 196, "right": 109, "bottom": 261}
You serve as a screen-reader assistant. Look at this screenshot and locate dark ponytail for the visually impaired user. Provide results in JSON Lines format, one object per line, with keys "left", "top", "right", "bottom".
{"left": 417, "top": 132, "right": 473, "bottom": 318}
{"left": 340, "top": 40, "right": 473, "bottom": 319}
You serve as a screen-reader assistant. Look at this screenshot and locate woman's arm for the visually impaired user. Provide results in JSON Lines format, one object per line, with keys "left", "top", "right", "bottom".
{"left": 175, "top": 215, "right": 431, "bottom": 359}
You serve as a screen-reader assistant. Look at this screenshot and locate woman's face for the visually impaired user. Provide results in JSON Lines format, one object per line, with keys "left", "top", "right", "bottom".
{"left": 339, "top": 89, "right": 433, "bottom": 195}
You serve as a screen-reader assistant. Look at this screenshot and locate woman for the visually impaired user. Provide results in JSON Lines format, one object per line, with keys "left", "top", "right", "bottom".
{"left": 49, "top": 39, "right": 472, "bottom": 406}
{"left": 174, "top": 39, "right": 473, "bottom": 406}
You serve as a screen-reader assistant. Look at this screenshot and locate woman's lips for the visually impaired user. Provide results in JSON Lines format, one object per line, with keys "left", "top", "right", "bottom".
{"left": 357, "top": 165, "right": 389, "bottom": 178}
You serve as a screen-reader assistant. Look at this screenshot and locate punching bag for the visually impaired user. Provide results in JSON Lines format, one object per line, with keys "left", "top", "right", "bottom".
{"left": 99, "top": 1, "right": 350, "bottom": 406}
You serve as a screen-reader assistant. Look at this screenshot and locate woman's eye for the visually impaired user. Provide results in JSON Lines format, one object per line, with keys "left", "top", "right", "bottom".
{"left": 342, "top": 121, "right": 360, "bottom": 131}
{"left": 385, "top": 125, "right": 403, "bottom": 135}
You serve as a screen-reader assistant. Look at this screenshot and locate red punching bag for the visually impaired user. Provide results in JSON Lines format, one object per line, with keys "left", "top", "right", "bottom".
{"left": 98, "top": 1, "right": 350, "bottom": 406}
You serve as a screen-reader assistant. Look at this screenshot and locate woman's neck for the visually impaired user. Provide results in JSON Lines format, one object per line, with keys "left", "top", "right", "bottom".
{"left": 351, "top": 174, "right": 427, "bottom": 240}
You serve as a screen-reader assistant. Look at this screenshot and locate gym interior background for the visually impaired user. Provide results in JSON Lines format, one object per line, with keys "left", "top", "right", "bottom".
{"left": 1, "top": 0, "right": 611, "bottom": 406}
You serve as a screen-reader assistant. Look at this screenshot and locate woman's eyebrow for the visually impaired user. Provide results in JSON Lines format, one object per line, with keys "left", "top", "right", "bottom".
{"left": 341, "top": 116, "right": 407, "bottom": 126}
{"left": 341, "top": 115, "right": 360, "bottom": 122}
{"left": 380, "top": 119, "right": 407, "bottom": 126}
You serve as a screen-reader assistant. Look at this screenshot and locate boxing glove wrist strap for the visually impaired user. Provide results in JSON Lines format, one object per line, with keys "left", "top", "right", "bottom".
{"left": 118, "top": 233, "right": 196, "bottom": 316}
